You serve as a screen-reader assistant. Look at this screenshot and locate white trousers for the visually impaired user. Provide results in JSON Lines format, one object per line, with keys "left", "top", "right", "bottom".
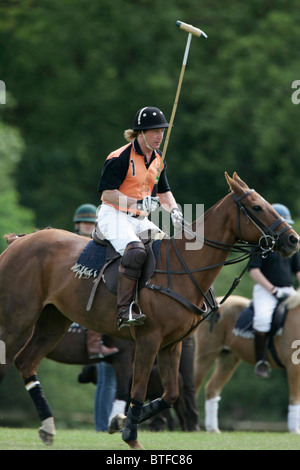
{"left": 252, "top": 284, "right": 296, "bottom": 333}
{"left": 97, "top": 203, "right": 161, "bottom": 255}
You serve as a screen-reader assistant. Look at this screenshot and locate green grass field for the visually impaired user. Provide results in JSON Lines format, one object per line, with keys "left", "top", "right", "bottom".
{"left": 0, "top": 427, "right": 300, "bottom": 451}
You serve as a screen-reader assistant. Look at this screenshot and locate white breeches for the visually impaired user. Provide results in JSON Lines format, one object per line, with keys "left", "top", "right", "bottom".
{"left": 97, "top": 203, "right": 161, "bottom": 255}
{"left": 252, "top": 284, "right": 296, "bottom": 333}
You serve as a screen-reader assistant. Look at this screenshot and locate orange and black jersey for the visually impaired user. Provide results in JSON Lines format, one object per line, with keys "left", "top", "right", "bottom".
{"left": 98, "top": 139, "right": 170, "bottom": 199}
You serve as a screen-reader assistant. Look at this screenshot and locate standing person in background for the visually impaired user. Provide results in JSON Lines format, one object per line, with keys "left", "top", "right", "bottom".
{"left": 249, "top": 203, "right": 300, "bottom": 379}
{"left": 73, "top": 204, "right": 118, "bottom": 431}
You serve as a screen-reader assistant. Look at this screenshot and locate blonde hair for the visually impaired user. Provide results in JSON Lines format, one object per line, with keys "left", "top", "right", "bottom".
{"left": 124, "top": 129, "right": 139, "bottom": 142}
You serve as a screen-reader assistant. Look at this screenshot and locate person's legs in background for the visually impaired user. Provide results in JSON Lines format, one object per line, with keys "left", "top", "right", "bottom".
{"left": 94, "top": 361, "right": 117, "bottom": 431}
{"left": 179, "top": 336, "right": 200, "bottom": 431}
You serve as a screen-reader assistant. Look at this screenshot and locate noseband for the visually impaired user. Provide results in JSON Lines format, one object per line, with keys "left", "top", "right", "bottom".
{"left": 232, "top": 190, "right": 292, "bottom": 257}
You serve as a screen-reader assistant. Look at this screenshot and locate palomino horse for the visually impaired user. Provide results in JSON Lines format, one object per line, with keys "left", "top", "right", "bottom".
{"left": 0, "top": 172, "right": 299, "bottom": 449}
{"left": 194, "top": 293, "right": 300, "bottom": 434}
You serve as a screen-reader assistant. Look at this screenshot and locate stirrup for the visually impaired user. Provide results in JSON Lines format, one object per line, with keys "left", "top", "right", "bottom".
{"left": 255, "top": 360, "right": 270, "bottom": 378}
{"left": 118, "top": 301, "right": 146, "bottom": 329}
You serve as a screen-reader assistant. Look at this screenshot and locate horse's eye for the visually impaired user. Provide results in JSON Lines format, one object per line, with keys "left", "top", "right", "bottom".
{"left": 252, "top": 205, "right": 262, "bottom": 212}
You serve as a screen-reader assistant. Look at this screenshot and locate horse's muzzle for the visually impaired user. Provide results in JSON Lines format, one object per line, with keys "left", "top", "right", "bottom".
{"left": 277, "top": 231, "right": 300, "bottom": 258}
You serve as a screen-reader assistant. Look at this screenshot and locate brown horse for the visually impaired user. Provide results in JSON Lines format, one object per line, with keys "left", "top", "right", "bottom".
{"left": 194, "top": 293, "right": 300, "bottom": 434}
{"left": 0, "top": 172, "right": 299, "bottom": 449}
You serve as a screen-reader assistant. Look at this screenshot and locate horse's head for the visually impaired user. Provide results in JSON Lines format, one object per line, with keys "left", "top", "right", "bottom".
{"left": 225, "top": 172, "right": 299, "bottom": 258}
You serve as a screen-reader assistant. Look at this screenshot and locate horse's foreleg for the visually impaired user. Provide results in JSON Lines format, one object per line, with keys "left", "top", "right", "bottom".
{"left": 204, "top": 349, "right": 240, "bottom": 432}
{"left": 142, "top": 341, "right": 182, "bottom": 414}
{"left": 14, "top": 306, "right": 71, "bottom": 445}
{"left": 136, "top": 342, "right": 182, "bottom": 426}
{"left": 121, "top": 335, "right": 161, "bottom": 449}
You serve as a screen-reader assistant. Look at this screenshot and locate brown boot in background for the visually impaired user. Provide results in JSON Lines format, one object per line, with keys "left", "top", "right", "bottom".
{"left": 87, "top": 330, "right": 119, "bottom": 359}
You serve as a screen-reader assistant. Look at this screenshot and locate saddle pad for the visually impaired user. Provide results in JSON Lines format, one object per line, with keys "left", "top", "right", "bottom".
{"left": 71, "top": 239, "right": 162, "bottom": 280}
{"left": 71, "top": 240, "right": 107, "bottom": 278}
{"left": 232, "top": 302, "right": 255, "bottom": 338}
{"left": 233, "top": 300, "right": 287, "bottom": 339}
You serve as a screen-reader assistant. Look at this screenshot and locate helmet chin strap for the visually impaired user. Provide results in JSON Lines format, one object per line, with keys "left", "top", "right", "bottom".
{"left": 141, "top": 131, "right": 155, "bottom": 151}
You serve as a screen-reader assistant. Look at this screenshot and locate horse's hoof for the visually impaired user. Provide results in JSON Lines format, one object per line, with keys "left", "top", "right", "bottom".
{"left": 108, "top": 413, "right": 126, "bottom": 434}
{"left": 39, "top": 429, "right": 55, "bottom": 445}
{"left": 206, "top": 428, "right": 221, "bottom": 434}
{"left": 127, "top": 440, "right": 145, "bottom": 450}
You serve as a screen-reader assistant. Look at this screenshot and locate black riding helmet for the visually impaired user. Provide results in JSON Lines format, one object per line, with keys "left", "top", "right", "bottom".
{"left": 132, "top": 106, "right": 169, "bottom": 131}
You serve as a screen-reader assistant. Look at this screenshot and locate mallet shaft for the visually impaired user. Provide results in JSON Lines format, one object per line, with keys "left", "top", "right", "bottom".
{"left": 151, "top": 21, "right": 207, "bottom": 195}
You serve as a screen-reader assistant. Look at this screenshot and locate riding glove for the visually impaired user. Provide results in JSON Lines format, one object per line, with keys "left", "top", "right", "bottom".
{"left": 272, "top": 287, "right": 290, "bottom": 300}
{"left": 171, "top": 208, "right": 183, "bottom": 229}
{"left": 137, "top": 196, "right": 159, "bottom": 215}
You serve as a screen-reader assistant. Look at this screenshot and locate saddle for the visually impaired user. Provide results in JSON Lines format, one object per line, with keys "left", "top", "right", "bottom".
{"left": 91, "top": 228, "right": 159, "bottom": 295}
{"left": 233, "top": 299, "right": 289, "bottom": 368}
{"left": 71, "top": 228, "right": 162, "bottom": 311}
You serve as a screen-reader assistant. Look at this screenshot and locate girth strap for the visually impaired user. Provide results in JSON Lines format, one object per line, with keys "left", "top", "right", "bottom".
{"left": 146, "top": 283, "right": 208, "bottom": 316}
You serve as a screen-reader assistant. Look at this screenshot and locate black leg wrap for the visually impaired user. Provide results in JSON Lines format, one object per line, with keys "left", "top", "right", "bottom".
{"left": 24, "top": 375, "right": 53, "bottom": 421}
{"left": 139, "top": 398, "right": 171, "bottom": 424}
{"left": 122, "top": 399, "right": 143, "bottom": 443}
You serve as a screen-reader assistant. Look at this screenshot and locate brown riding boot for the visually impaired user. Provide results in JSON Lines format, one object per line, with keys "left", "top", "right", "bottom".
{"left": 253, "top": 330, "right": 270, "bottom": 378}
{"left": 116, "top": 241, "right": 147, "bottom": 329}
{"left": 87, "top": 330, "right": 119, "bottom": 359}
{"left": 117, "top": 272, "right": 146, "bottom": 329}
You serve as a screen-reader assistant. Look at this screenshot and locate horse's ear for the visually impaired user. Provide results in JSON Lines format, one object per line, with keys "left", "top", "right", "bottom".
{"left": 232, "top": 172, "right": 249, "bottom": 189}
{"left": 225, "top": 172, "right": 234, "bottom": 191}
{"left": 225, "top": 172, "right": 246, "bottom": 195}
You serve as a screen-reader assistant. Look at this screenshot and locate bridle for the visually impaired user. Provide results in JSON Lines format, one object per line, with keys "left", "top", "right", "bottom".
{"left": 146, "top": 188, "right": 293, "bottom": 340}
{"left": 232, "top": 189, "right": 292, "bottom": 258}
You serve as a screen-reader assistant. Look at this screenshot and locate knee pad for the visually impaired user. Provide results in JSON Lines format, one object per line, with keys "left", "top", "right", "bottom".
{"left": 120, "top": 241, "right": 147, "bottom": 279}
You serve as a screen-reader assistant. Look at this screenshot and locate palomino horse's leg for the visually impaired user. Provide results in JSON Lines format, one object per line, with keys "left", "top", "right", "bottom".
{"left": 14, "top": 305, "right": 71, "bottom": 445}
{"left": 286, "top": 363, "right": 300, "bottom": 433}
{"left": 204, "top": 349, "right": 240, "bottom": 432}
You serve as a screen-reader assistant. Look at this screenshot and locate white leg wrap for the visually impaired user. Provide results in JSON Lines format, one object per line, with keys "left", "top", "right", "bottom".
{"left": 205, "top": 396, "right": 221, "bottom": 432}
{"left": 108, "top": 399, "right": 127, "bottom": 423}
{"left": 40, "top": 417, "right": 56, "bottom": 436}
{"left": 288, "top": 404, "right": 300, "bottom": 434}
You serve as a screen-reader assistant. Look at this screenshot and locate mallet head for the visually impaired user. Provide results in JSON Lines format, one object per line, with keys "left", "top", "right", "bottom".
{"left": 176, "top": 20, "right": 208, "bottom": 38}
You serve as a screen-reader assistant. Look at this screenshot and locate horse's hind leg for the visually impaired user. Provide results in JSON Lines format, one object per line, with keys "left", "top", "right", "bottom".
{"left": 14, "top": 305, "right": 71, "bottom": 445}
{"left": 0, "top": 323, "right": 35, "bottom": 384}
{"left": 204, "top": 349, "right": 240, "bottom": 432}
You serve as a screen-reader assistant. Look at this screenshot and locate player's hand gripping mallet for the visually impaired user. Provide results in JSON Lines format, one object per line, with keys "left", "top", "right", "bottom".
{"left": 152, "top": 21, "right": 207, "bottom": 195}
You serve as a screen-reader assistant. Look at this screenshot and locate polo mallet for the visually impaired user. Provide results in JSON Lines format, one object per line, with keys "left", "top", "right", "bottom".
{"left": 152, "top": 21, "right": 207, "bottom": 196}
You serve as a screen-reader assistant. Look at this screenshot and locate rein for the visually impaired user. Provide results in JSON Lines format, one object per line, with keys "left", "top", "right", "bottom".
{"left": 146, "top": 189, "right": 290, "bottom": 333}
